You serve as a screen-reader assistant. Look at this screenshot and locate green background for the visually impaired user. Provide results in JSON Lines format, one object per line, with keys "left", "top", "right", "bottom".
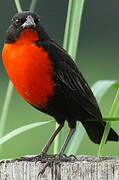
{"left": 0, "top": 0, "right": 119, "bottom": 159}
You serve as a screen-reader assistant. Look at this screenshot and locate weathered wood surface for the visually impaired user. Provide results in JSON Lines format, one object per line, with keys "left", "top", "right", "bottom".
{"left": 0, "top": 156, "right": 119, "bottom": 180}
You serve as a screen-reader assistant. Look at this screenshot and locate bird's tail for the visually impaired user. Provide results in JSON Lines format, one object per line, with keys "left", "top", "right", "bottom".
{"left": 81, "top": 121, "right": 119, "bottom": 144}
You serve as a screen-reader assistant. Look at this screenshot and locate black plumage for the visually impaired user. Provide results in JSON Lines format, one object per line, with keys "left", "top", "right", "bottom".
{"left": 36, "top": 39, "right": 118, "bottom": 144}
{"left": 4, "top": 11, "right": 119, "bottom": 156}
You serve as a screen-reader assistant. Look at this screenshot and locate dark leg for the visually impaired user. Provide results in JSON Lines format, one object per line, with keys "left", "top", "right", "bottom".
{"left": 41, "top": 123, "right": 64, "bottom": 154}
{"left": 38, "top": 127, "right": 76, "bottom": 175}
{"left": 15, "top": 123, "right": 64, "bottom": 163}
{"left": 58, "top": 128, "right": 76, "bottom": 155}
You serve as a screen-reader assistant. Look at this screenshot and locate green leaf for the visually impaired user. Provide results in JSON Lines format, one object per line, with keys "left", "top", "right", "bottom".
{"left": 63, "top": 0, "right": 85, "bottom": 60}
{"left": 14, "top": 0, "right": 22, "bottom": 12}
{"left": 85, "top": 117, "right": 119, "bottom": 122}
{"left": 98, "top": 89, "right": 119, "bottom": 157}
{"left": 113, "top": 82, "right": 119, "bottom": 89}
{"left": 91, "top": 80, "right": 116, "bottom": 103}
{"left": 66, "top": 80, "right": 117, "bottom": 155}
{"left": 0, "top": 120, "right": 54, "bottom": 145}
{"left": 103, "top": 117, "right": 119, "bottom": 122}
{"left": 29, "top": 0, "right": 38, "bottom": 11}
{"left": 92, "top": 80, "right": 119, "bottom": 157}
{"left": 66, "top": 122, "right": 85, "bottom": 155}
{"left": 53, "top": 123, "right": 63, "bottom": 154}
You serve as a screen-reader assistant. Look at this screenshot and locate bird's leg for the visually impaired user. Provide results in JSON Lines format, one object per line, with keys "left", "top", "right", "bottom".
{"left": 41, "top": 123, "right": 64, "bottom": 156}
{"left": 58, "top": 127, "right": 76, "bottom": 156}
{"left": 38, "top": 127, "right": 76, "bottom": 175}
{"left": 15, "top": 123, "right": 64, "bottom": 163}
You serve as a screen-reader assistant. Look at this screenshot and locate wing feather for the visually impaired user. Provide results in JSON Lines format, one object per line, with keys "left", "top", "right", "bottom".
{"left": 36, "top": 40, "right": 102, "bottom": 120}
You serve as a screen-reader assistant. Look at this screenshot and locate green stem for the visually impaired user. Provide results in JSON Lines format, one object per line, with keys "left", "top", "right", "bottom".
{"left": 85, "top": 117, "right": 119, "bottom": 122}
{"left": 63, "top": 0, "right": 73, "bottom": 50}
{"left": 29, "top": 0, "right": 38, "bottom": 11}
{"left": 53, "top": 123, "right": 62, "bottom": 154}
{"left": 14, "top": 0, "right": 22, "bottom": 12}
{"left": 98, "top": 89, "right": 119, "bottom": 157}
{"left": 67, "top": 0, "right": 85, "bottom": 59}
{"left": 0, "top": 82, "right": 13, "bottom": 138}
{"left": 103, "top": 117, "right": 119, "bottom": 122}
{"left": 0, "top": 82, "right": 13, "bottom": 155}
{"left": 108, "top": 89, "right": 119, "bottom": 116}
{"left": 64, "top": 0, "right": 85, "bottom": 60}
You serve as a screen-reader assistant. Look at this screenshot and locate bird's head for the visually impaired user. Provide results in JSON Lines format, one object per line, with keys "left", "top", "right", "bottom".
{"left": 5, "top": 11, "right": 49, "bottom": 43}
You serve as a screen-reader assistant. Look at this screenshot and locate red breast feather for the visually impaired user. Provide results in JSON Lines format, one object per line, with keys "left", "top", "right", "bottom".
{"left": 2, "top": 29, "right": 55, "bottom": 107}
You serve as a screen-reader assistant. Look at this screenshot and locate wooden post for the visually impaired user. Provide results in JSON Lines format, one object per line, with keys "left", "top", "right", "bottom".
{"left": 0, "top": 156, "right": 119, "bottom": 179}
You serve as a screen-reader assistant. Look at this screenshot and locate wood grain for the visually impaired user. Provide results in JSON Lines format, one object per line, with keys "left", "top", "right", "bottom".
{"left": 0, "top": 156, "right": 118, "bottom": 180}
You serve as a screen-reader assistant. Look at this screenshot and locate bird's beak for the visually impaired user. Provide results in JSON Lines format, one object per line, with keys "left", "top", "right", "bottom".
{"left": 22, "top": 15, "right": 36, "bottom": 29}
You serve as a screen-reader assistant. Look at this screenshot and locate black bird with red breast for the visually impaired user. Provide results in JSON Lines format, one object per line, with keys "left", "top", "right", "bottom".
{"left": 2, "top": 11, "right": 119, "bottom": 156}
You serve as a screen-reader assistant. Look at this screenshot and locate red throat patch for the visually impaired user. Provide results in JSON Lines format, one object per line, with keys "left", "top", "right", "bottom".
{"left": 2, "top": 29, "right": 55, "bottom": 107}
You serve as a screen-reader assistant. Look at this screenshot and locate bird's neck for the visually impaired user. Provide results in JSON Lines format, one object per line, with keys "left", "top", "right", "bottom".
{"left": 17, "top": 29, "right": 39, "bottom": 43}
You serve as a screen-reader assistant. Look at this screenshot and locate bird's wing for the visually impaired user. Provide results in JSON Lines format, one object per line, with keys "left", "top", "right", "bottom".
{"left": 36, "top": 40, "right": 102, "bottom": 120}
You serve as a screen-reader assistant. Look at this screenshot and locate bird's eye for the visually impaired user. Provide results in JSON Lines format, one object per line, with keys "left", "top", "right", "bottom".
{"left": 15, "top": 18, "right": 20, "bottom": 25}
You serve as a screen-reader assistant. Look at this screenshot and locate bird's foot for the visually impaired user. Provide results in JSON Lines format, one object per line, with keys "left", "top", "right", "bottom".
{"left": 14, "top": 153, "right": 55, "bottom": 162}
{"left": 38, "top": 154, "right": 78, "bottom": 176}
{"left": 14, "top": 155, "right": 37, "bottom": 162}
{"left": 54, "top": 153, "right": 78, "bottom": 163}
{"left": 15, "top": 154, "right": 78, "bottom": 176}
{"left": 37, "top": 153, "right": 57, "bottom": 163}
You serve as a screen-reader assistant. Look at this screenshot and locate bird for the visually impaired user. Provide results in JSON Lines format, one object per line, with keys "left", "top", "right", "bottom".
{"left": 2, "top": 11, "right": 119, "bottom": 156}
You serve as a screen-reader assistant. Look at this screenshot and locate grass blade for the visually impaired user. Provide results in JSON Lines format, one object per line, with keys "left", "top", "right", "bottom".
{"left": 91, "top": 80, "right": 116, "bottom": 103}
{"left": 66, "top": 122, "right": 84, "bottom": 155}
{"left": 29, "top": 0, "right": 38, "bottom": 11}
{"left": 63, "top": 0, "right": 85, "bottom": 60}
{"left": 103, "top": 117, "right": 119, "bottom": 122}
{"left": 67, "top": 0, "right": 85, "bottom": 59}
{"left": 53, "top": 123, "right": 63, "bottom": 154}
{"left": 0, "top": 82, "right": 13, "bottom": 139}
{"left": 66, "top": 80, "right": 117, "bottom": 155}
{"left": 113, "top": 81, "right": 119, "bottom": 89}
{"left": 63, "top": 0, "right": 73, "bottom": 50}
{"left": 14, "top": 0, "right": 22, "bottom": 12}
{"left": 98, "top": 89, "right": 119, "bottom": 157}
{"left": 109, "top": 89, "right": 119, "bottom": 116}
{"left": 0, "top": 82, "right": 14, "bottom": 154}
{"left": 0, "top": 120, "right": 54, "bottom": 145}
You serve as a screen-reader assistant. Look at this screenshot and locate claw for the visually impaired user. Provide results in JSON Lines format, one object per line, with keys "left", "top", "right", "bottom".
{"left": 54, "top": 153, "right": 78, "bottom": 162}
{"left": 14, "top": 153, "right": 50, "bottom": 162}
{"left": 68, "top": 154, "right": 79, "bottom": 161}
{"left": 37, "top": 161, "right": 53, "bottom": 176}
{"left": 15, "top": 155, "right": 37, "bottom": 162}
{"left": 16, "top": 154, "right": 78, "bottom": 177}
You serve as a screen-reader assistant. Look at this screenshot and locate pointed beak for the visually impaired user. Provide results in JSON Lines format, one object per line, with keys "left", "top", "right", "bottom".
{"left": 22, "top": 15, "right": 36, "bottom": 29}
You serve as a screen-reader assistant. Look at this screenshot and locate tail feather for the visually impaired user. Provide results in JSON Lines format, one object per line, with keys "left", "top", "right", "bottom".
{"left": 82, "top": 121, "right": 119, "bottom": 144}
